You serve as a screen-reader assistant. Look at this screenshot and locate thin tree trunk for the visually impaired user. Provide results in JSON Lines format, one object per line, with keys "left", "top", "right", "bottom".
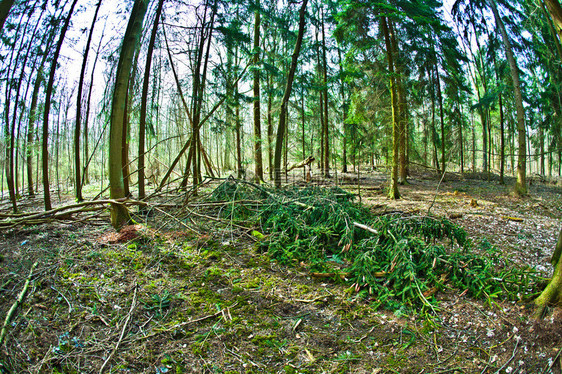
{"left": 435, "top": 62, "right": 446, "bottom": 174}
{"left": 381, "top": 16, "right": 400, "bottom": 199}
{"left": 490, "top": 0, "right": 526, "bottom": 194}
{"left": 267, "top": 71, "right": 274, "bottom": 180}
{"left": 75, "top": 0, "right": 102, "bottom": 202}
{"left": 499, "top": 91, "right": 505, "bottom": 183}
{"left": 338, "top": 47, "right": 348, "bottom": 173}
{"left": 321, "top": 6, "right": 330, "bottom": 177}
{"left": 274, "top": 0, "right": 308, "bottom": 188}
{"left": 253, "top": 1, "right": 264, "bottom": 182}
{"left": 42, "top": 0, "right": 79, "bottom": 211}
{"left": 139, "top": 0, "right": 164, "bottom": 200}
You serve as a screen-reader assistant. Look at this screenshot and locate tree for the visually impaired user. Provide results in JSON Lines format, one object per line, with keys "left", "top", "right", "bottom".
{"left": 534, "top": 0, "right": 562, "bottom": 319}
{"left": 489, "top": 0, "right": 527, "bottom": 195}
{"left": 75, "top": 0, "right": 103, "bottom": 202}
{"left": 139, "top": 0, "right": 165, "bottom": 200}
{"left": 109, "top": 0, "right": 149, "bottom": 229}
{"left": 381, "top": 15, "right": 400, "bottom": 199}
{"left": 252, "top": 0, "right": 264, "bottom": 182}
{"left": 42, "top": 0, "right": 79, "bottom": 211}
{"left": 273, "top": 0, "right": 309, "bottom": 188}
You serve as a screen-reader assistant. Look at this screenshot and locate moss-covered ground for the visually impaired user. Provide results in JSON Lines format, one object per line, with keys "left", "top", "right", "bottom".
{"left": 1, "top": 169, "right": 561, "bottom": 373}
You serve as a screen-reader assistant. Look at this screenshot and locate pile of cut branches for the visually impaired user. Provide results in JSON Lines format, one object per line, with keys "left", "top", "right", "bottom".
{"left": 207, "top": 179, "right": 539, "bottom": 313}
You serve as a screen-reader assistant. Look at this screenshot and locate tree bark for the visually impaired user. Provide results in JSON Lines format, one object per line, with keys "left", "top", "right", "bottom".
{"left": 381, "top": 16, "right": 400, "bottom": 199}
{"left": 139, "top": 0, "right": 164, "bottom": 200}
{"left": 435, "top": 62, "right": 446, "bottom": 174}
{"left": 489, "top": 0, "right": 526, "bottom": 195}
{"left": 273, "top": 0, "right": 308, "bottom": 188}
{"left": 253, "top": 0, "right": 264, "bottom": 182}
{"left": 42, "top": 0, "right": 79, "bottom": 211}
{"left": 389, "top": 20, "right": 407, "bottom": 184}
{"left": 108, "top": 0, "right": 148, "bottom": 229}
{"left": 535, "top": 228, "right": 562, "bottom": 318}
{"left": 321, "top": 6, "right": 330, "bottom": 178}
{"left": 534, "top": 0, "right": 562, "bottom": 320}
{"left": 75, "top": 0, "right": 102, "bottom": 202}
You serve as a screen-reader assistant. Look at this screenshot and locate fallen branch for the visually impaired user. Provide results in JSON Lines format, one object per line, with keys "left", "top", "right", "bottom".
{"left": 502, "top": 216, "right": 523, "bottom": 222}
{"left": 99, "top": 284, "right": 138, "bottom": 374}
{"left": 0, "top": 199, "right": 146, "bottom": 228}
{"left": 353, "top": 222, "right": 379, "bottom": 235}
{"left": 287, "top": 156, "right": 315, "bottom": 172}
{"left": 0, "top": 261, "right": 38, "bottom": 345}
{"left": 131, "top": 303, "right": 238, "bottom": 343}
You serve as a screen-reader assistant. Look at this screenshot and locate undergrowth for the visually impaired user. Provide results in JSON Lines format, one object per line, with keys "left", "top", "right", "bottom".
{"left": 210, "top": 179, "right": 539, "bottom": 314}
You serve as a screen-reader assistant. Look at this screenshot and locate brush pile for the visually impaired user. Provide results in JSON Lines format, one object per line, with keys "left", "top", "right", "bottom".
{"left": 207, "top": 178, "right": 539, "bottom": 313}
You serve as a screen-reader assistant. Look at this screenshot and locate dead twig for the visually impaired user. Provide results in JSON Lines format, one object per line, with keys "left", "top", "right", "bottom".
{"left": 131, "top": 303, "right": 238, "bottom": 343}
{"left": 50, "top": 286, "right": 72, "bottom": 314}
{"left": 99, "top": 284, "right": 138, "bottom": 374}
{"left": 353, "top": 221, "right": 379, "bottom": 235}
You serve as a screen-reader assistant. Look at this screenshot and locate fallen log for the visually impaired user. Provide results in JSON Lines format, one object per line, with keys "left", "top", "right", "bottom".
{"left": 287, "top": 156, "right": 315, "bottom": 172}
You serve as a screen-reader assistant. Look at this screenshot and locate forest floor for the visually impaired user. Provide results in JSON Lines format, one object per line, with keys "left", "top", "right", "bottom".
{"left": 0, "top": 168, "right": 561, "bottom": 374}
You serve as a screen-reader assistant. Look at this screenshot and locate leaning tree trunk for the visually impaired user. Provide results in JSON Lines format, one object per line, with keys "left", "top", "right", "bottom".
{"left": 489, "top": 0, "right": 526, "bottom": 195}
{"left": 273, "top": 0, "right": 308, "bottom": 188}
{"left": 108, "top": 0, "right": 148, "bottom": 229}
{"left": 535, "top": 228, "right": 562, "bottom": 318}
{"left": 534, "top": 0, "right": 562, "bottom": 320}
{"left": 139, "top": 0, "right": 164, "bottom": 200}
{"left": 42, "top": 0, "right": 79, "bottom": 211}
{"left": 75, "top": 0, "right": 102, "bottom": 202}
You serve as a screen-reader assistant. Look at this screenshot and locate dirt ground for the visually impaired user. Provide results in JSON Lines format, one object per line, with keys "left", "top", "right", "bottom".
{"left": 0, "top": 169, "right": 561, "bottom": 373}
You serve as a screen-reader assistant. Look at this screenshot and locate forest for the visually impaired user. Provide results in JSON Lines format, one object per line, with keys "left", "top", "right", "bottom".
{"left": 1, "top": 0, "right": 562, "bottom": 372}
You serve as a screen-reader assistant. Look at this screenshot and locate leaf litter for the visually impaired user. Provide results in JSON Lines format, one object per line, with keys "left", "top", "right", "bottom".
{"left": 0, "top": 169, "right": 561, "bottom": 373}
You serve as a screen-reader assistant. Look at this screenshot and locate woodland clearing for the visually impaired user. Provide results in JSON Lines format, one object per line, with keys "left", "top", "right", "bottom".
{"left": 0, "top": 168, "right": 561, "bottom": 374}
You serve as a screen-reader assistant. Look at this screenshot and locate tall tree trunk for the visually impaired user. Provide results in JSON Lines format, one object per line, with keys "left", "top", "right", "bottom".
{"left": 489, "top": 0, "right": 526, "bottom": 195}
{"left": 267, "top": 71, "right": 274, "bottom": 180}
{"left": 321, "top": 6, "right": 330, "bottom": 177}
{"left": 9, "top": 5, "right": 44, "bottom": 203}
{"left": 27, "top": 27, "right": 56, "bottom": 198}
{"left": 75, "top": 0, "right": 102, "bottom": 202}
{"left": 338, "top": 47, "right": 348, "bottom": 173}
{"left": 42, "top": 0, "right": 79, "bottom": 211}
{"left": 499, "top": 91, "right": 505, "bottom": 183}
{"left": 27, "top": 67, "right": 44, "bottom": 198}
{"left": 4, "top": 8, "right": 30, "bottom": 212}
{"left": 253, "top": 1, "right": 263, "bottom": 182}
{"left": 435, "top": 62, "right": 446, "bottom": 174}
{"left": 83, "top": 29, "right": 105, "bottom": 188}
{"left": 274, "top": 0, "right": 308, "bottom": 188}
{"left": 543, "top": 0, "right": 562, "bottom": 41}
{"left": 139, "top": 0, "right": 164, "bottom": 200}
{"left": 429, "top": 66, "right": 440, "bottom": 172}
{"left": 389, "top": 21, "right": 407, "bottom": 184}
{"left": 459, "top": 103, "right": 464, "bottom": 173}
{"left": 108, "top": 0, "right": 148, "bottom": 229}
{"left": 381, "top": 16, "right": 400, "bottom": 199}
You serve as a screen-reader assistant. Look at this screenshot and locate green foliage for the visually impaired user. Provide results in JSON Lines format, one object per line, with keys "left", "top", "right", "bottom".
{"left": 209, "top": 181, "right": 537, "bottom": 313}
{"left": 143, "top": 290, "right": 172, "bottom": 318}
